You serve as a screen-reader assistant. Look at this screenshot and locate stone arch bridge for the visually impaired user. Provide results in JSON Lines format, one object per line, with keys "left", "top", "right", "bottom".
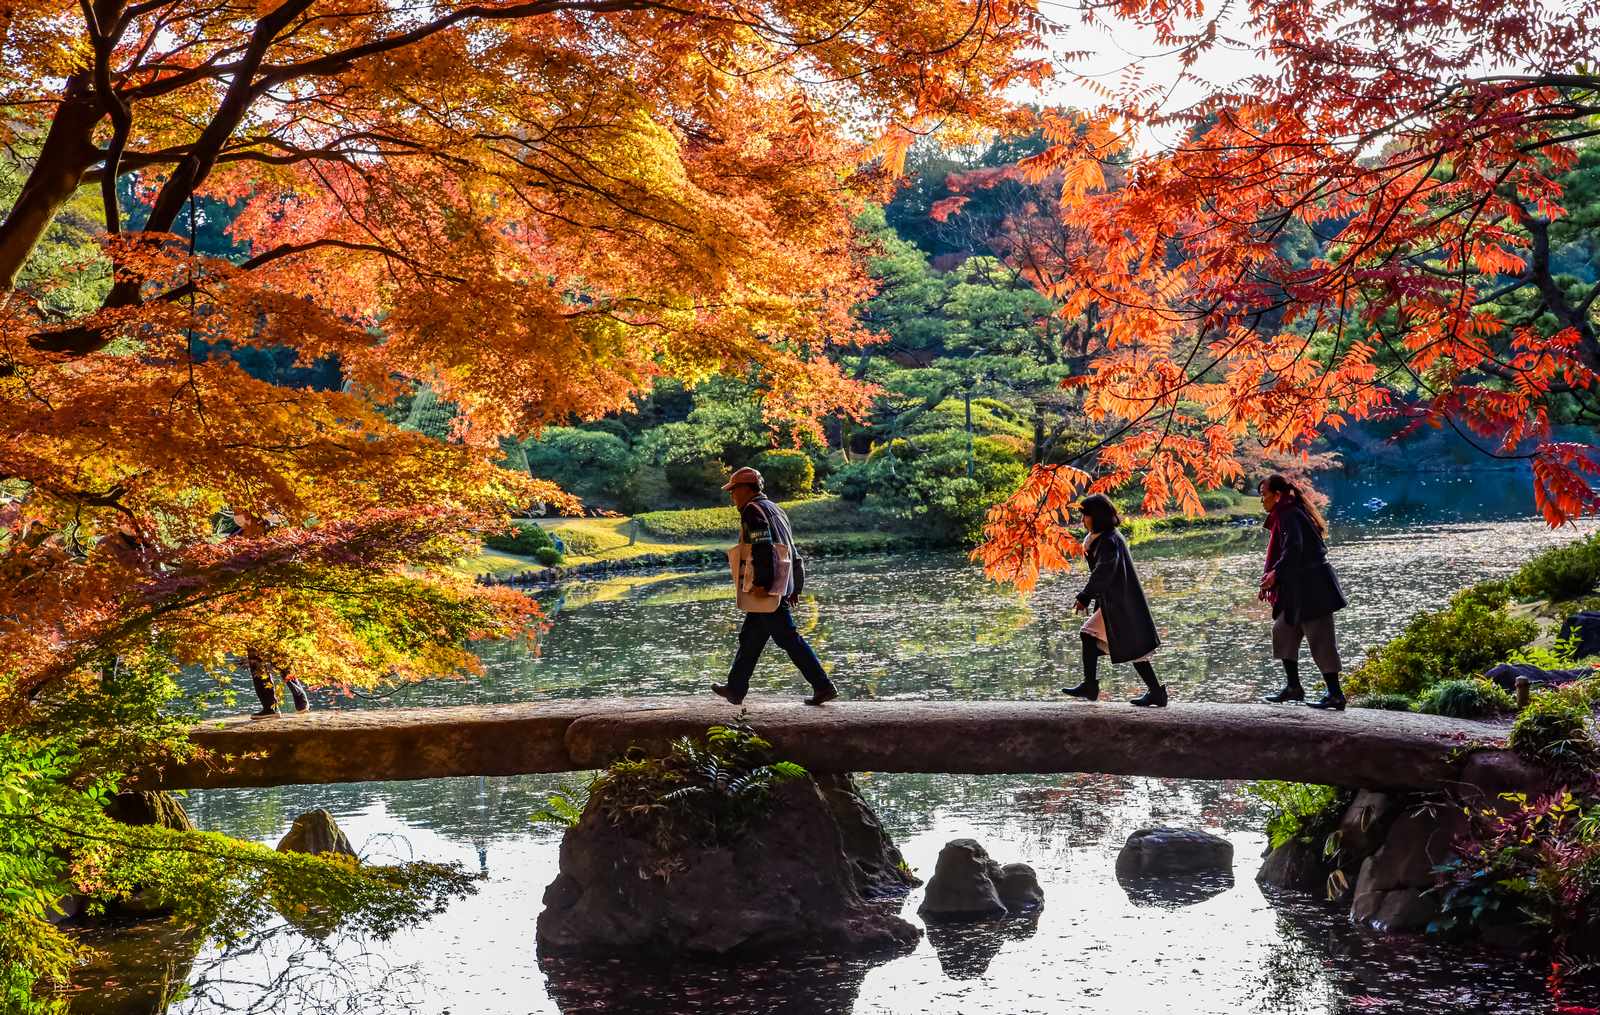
{"left": 144, "top": 699, "right": 1513, "bottom": 792}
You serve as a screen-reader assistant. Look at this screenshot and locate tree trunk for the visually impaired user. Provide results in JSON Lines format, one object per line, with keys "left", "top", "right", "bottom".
{"left": 0, "top": 89, "right": 103, "bottom": 290}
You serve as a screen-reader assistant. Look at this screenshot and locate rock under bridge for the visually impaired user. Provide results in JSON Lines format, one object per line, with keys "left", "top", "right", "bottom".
{"left": 143, "top": 698, "right": 1512, "bottom": 792}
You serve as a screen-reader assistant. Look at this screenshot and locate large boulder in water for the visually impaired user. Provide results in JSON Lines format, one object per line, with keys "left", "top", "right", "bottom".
{"left": 537, "top": 775, "right": 919, "bottom": 958}
{"left": 276, "top": 809, "right": 357, "bottom": 859}
{"left": 814, "top": 773, "right": 920, "bottom": 897}
{"left": 102, "top": 791, "right": 197, "bottom": 917}
{"left": 918, "top": 839, "right": 1043, "bottom": 921}
{"left": 105, "top": 790, "right": 196, "bottom": 833}
{"left": 1116, "top": 828, "right": 1233, "bottom": 877}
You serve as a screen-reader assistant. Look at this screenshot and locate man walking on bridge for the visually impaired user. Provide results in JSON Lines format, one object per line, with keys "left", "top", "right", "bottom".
{"left": 712, "top": 466, "right": 838, "bottom": 706}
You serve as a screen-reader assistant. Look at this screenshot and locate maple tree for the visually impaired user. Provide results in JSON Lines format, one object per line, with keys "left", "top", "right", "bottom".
{"left": 0, "top": 0, "right": 1056, "bottom": 710}
{"left": 973, "top": 0, "right": 1600, "bottom": 589}
{"left": 0, "top": 3, "right": 1057, "bottom": 1002}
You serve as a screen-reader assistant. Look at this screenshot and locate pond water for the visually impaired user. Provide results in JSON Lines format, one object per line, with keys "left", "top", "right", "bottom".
{"left": 87, "top": 477, "right": 1600, "bottom": 1015}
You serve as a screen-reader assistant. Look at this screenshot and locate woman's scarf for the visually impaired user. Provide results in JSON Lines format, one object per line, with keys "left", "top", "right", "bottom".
{"left": 1261, "top": 502, "right": 1288, "bottom": 606}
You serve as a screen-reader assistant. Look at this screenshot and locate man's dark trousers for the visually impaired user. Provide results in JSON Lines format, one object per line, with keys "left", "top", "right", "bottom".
{"left": 726, "top": 605, "right": 832, "bottom": 697}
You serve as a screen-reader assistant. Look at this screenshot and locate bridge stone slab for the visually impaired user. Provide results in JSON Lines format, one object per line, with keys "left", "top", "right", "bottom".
{"left": 141, "top": 697, "right": 1510, "bottom": 791}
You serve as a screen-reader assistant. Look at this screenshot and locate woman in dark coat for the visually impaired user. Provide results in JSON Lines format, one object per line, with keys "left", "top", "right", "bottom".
{"left": 1061, "top": 494, "right": 1167, "bottom": 707}
{"left": 1258, "top": 474, "right": 1348, "bottom": 710}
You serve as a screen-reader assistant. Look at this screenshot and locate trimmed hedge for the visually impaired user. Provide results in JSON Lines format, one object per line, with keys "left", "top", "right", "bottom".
{"left": 754, "top": 449, "right": 815, "bottom": 500}
{"left": 484, "top": 523, "right": 556, "bottom": 556}
{"left": 635, "top": 496, "right": 865, "bottom": 540}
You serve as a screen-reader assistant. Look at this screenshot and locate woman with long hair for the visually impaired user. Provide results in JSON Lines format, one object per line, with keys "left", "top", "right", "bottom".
{"left": 1061, "top": 494, "right": 1167, "bottom": 707}
{"left": 1258, "top": 474, "right": 1348, "bottom": 710}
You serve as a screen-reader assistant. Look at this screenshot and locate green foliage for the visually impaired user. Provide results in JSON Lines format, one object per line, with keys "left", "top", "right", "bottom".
{"left": 1, "top": 648, "right": 477, "bottom": 1006}
{"left": 663, "top": 456, "right": 731, "bottom": 498}
{"left": 634, "top": 496, "right": 861, "bottom": 541}
{"left": 753, "top": 449, "right": 815, "bottom": 500}
{"left": 1354, "top": 693, "right": 1416, "bottom": 712}
{"left": 549, "top": 527, "right": 603, "bottom": 556}
{"left": 1434, "top": 791, "right": 1600, "bottom": 947}
{"left": 1509, "top": 632, "right": 1588, "bottom": 670}
{"left": 1247, "top": 781, "right": 1348, "bottom": 850}
{"left": 588, "top": 719, "right": 808, "bottom": 854}
{"left": 1, "top": 161, "right": 111, "bottom": 320}
{"left": 1509, "top": 533, "right": 1600, "bottom": 602}
{"left": 483, "top": 523, "right": 555, "bottom": 556}
{"left": 519, "top": 427, "right": 637, "bottom": 505}
{"left": 1415, "top": 678, "right": 1516, "bottom": 719}
{"left": 534, "top": 546, "right": 563, "bottom": 566}
{"left": 1346, "top": 582, "right": 1538, "bottom": 698}
{"left": 830, "top": 431, "right": 1026, "bottom": 545}
{"left": 398, "top": 386, "right": 458, "bottom": 442}
{"left": 530, "top": 788, "right": 587, "bottom": 829}
{"left": 1509, "top": 685, "right": 1598, "bottom": 773}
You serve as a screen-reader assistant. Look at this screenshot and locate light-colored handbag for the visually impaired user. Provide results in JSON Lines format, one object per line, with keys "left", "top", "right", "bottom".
{"left": 727, "top": 542, "right": 792, "bottom": 613}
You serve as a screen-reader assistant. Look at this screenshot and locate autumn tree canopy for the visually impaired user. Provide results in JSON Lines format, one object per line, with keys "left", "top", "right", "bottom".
{"left": 974, "top": 0, "right": 1600, "bottom": 588}
{"left": 0, "top": 0, "right": 1054, "bottom": 705}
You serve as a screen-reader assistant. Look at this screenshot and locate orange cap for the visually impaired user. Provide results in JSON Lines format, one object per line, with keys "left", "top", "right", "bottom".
{"left": 721, "top": 466, "right": 764, "bottom": 491}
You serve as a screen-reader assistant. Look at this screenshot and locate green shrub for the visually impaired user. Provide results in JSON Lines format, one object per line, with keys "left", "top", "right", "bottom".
{"left": 549, "top": 527, "right": 603, "bottom": 557}
{"left": 520, "top": 427, "right": 636, "bottom": 505}
{"left": 484, "top": 523, "right": 555, "bottom": 556}
{"left": 586, "top": 721, "right": 808, "bottom": 852}
{"left": 1509, "top": 534, "right": 1600, "bottom": 602}
{"left": 1346, "top": 582, "right": 1538, "bottom": 699}
{"left": 1415, "top": 678, "right": 1515, "bottom": 718}
{"left": 635, "top": 496, "right": 863, "bottom": 541}
{"left": 754, "top": 449, "right": 815, "bottom": 500}
{"left": 828, "top": 431, "right": 1026, "bottom": 546}
{"left": 1355, "top": 693, "right": 1416, "bottom": 712}
{"left": 1199, "top": 488, "right": 1243, "bottom": 511}
{"left": 1509, "top": 687, "right": 1598, "bottom": 772}
{"left": 1247, "top": 781, "right": 1349, "bottom": 850}
{"left": 534, "top": 546, "right": 564, "bottom": 566}
{"left": 664, "top": 456, "right": 730, "bottom": 498}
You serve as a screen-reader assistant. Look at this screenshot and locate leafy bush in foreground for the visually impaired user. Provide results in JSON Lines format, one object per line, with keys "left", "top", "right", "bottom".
{"left": 1509, "top": 687, "right": 1598, "bottom": 773}
{"left": 1248, "top": 781, "right": 1349, "bottom": 850}
{"left": 1346, "top": 582, "right": 1537, "bottom": 699}
{"left": 1509, "top": 533, "right": 1600, "bottom": 602}
{"left": 1415, "top": 678, "right": 1516, "bottom": 719}
{"left": 1354, "top": 693, "right": 1415, "bottom": 712}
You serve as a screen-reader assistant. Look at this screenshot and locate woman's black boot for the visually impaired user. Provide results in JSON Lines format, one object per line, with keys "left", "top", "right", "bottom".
{"left": 1063, "top": 634, "right": 1101, "bottom": 700}
{"left": 1263, "top": 658, "right": 1305, "bottom": 704}
{"left": 1129, "top": 662, "right": 1167, "bottom": 707}
{"left": 1307, "top": 672, "right": 1346, "bottom": 711}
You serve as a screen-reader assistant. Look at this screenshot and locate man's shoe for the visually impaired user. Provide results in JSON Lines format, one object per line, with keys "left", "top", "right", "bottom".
{"left": 1262, "top": 685, "right": 1305, "bottom": 704}
{"left": 1307, "top": 692, "right": 1346, "bottom": 711}
{"left": 1061, "top": 679, "right": 1100, "bottom": 701}
{"left": 294, "top": 702, "right": 312, "bottom": 714}
{"left": 1130, "top": 685, "right": 1168, "bottom": 707}
{"left": 803, "top": 686, "right": 838, "bottom": 706}
{"left": 711, "top": 684, "right": 745, "bottom": 705}
{"left": 251, "top": 706, "right": 279, "bottom": 718}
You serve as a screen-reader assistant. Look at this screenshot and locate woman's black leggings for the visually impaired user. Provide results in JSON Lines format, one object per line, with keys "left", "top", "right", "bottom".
{"left": 1082, "top": 633, "right": 1160, "bottom": 691}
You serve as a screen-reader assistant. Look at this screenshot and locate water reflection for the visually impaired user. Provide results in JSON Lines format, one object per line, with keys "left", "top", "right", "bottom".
{"left": 1117, "top": 871, "right": 1235, "bottom": 909}
{"left": 142, "top": 517, "right": 1600, "bottom": 1014}
{"left": 925, "top": 912, "right": 1039, "bottom": 979}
